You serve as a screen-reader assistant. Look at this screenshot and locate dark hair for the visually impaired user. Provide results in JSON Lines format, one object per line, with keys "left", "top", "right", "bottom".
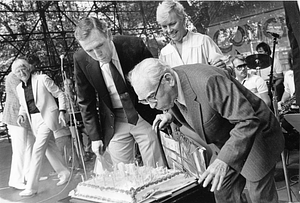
{"left": 17, "top": 54, "right": 40, "bottom": 66}
{"left": 256, "top": 42, "right": 271, "bottom": 56}
{"left": 74, "top": 17, "right": 108, "bottom": 41}
{"left": 27, "top": 55, "right": 40, "bottom": 66}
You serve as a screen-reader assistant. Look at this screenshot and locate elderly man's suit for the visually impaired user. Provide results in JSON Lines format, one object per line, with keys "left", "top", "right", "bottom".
{"left": 16, "top": 74, "right": 69, "bottom": 191}
{"left": 171, "top": 64, "right": 284, "bottom": 202}
{"left": 74, "top": 35, "right": 163, "bottom": 166}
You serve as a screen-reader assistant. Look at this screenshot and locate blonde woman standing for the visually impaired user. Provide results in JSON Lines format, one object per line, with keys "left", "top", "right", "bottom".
{"left": 156, "top": 0, "right": 226, "bottom": 69}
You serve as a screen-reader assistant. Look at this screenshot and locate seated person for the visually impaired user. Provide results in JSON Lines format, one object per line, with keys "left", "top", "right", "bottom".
{"left": 231, "top": 55, "right": 271, "bottom": 107}
{"left": 278, "top": 69, "right": 297, "bottom": 110}
{"left": 278, "top": 55, "right": 299, "bottom": 150}
{"left": 256, "top": 42, "right": 284, "bottom": 100}
{"left": 278, "top": 50, "right": 298, "bottom": 114}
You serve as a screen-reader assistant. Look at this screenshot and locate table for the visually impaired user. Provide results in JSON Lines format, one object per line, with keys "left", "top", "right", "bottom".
{"left": 58, "top": 183, "right": 216, "bottom": 203}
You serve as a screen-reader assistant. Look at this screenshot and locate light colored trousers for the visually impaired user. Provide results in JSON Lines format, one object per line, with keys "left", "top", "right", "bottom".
{"left": 107, "top": 109, "right": 166, "bottom": 168}
{"left": 7, "top": 125, "right": 34, "bottom": 187}
{"left": 26, "top": 113, "right": 69, "bottom": 191}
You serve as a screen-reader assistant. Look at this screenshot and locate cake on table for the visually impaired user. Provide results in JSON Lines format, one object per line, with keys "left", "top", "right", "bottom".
{"left": 69, "top": 162, "right": 196, "bottom": 203}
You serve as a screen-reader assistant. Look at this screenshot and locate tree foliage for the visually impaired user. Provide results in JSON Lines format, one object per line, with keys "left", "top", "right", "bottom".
{"left": 0, "top": 1, "right": 165, "bottom": 82}
{"left": 0, "top": 0, "right": 278, "bottom": 108}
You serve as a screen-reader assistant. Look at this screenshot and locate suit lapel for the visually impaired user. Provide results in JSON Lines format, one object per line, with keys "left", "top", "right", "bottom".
{"left": 113, "top": 41, "right": 132, "bottom": 88}
{"left": 179, "top": 72, "right": 207, "bottom": 142}
{"left": 172, "top": 104, "right": 188, "bottom": 125}
{"left": 86, "top": 59, "right": 112, "bottom": 109}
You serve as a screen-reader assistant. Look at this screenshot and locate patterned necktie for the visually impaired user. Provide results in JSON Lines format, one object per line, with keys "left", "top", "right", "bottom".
{"left": 109, "top": 61, "right": 138, "bottom": 125}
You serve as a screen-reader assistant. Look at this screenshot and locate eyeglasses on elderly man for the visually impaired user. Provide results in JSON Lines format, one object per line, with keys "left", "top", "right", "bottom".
{"left": 138, "top": 74, "right": 164, "bottom": 105}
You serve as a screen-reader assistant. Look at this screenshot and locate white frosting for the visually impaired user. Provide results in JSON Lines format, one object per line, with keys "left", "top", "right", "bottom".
{"left": 70, "top": 164, "right": 184, "bottom": 203}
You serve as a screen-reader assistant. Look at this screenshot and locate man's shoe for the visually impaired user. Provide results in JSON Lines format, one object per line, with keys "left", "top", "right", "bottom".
{"left": 57, "top": 171, "right": 70, "bottom": 186}
{"left": 19, "top": 189, "right": 37, "bottom": 197}
{"left": 9, "top": 183, "right": 26, "bottom": 190}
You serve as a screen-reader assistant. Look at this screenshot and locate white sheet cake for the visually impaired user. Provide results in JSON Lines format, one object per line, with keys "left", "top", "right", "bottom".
{"left": 69, "top": 163, "right": 195, "bottom": 203}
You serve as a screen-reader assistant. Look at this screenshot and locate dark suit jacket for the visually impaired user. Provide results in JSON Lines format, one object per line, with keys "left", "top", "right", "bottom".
{"left": 171, "top": 64, "right": 284, "bottom": 181}
{"left": 73, "top": 35, "right": 160, "bottom": 147}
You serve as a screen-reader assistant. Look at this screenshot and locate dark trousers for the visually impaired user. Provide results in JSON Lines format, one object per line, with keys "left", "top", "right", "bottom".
{"left": 214, "top": 167, "right": 278, "bottom": 203}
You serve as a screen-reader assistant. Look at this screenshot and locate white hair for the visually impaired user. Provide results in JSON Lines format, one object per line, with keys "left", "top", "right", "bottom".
{"left": 11, "top": 58, "right": 32, "bottom": 74}
{"left": 128, "top": 58, "right": 172, "bottom": 89}
{"left": 156, "top": 0, "right": 186, "bottom": 24}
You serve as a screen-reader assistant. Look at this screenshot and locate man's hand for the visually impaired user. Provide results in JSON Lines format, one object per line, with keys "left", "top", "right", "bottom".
{"left": 198, "top": 158, "right": 228, "bottom": 192}
{"left": 92, "top": 140, "right": 105, "bottom": 157}
{"left": 58, "top": 111, "right": 67, "bottom": 126}
{"left": 152, "top": 112, "right": 173, "bottom": 132}
{"left": 17, "top": 115, "right": 25, "bottom": 126}
{"left": 211, "top": 59, "right": 226, "bottom": 69}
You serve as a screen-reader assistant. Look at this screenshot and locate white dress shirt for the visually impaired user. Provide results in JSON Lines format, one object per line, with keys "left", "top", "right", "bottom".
{"left": 99, "top": 42, "right": 125, "bottom": 108}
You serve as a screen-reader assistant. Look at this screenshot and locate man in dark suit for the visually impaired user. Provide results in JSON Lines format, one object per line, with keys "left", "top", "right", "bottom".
{"left": 128, "top": 58, "right": 284, "bottom": 203}
{"left": 73, "top": 17, "right": 165, "bottom": 168}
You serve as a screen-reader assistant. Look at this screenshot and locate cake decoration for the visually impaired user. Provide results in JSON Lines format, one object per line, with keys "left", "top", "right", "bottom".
{"left": 70, "top": 162, "right": 196, "bottom": 203}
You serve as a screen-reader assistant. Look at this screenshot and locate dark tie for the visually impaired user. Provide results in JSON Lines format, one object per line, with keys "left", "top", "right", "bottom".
{"left": 109, "top": 61, "right": 138, "bottom": 125}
